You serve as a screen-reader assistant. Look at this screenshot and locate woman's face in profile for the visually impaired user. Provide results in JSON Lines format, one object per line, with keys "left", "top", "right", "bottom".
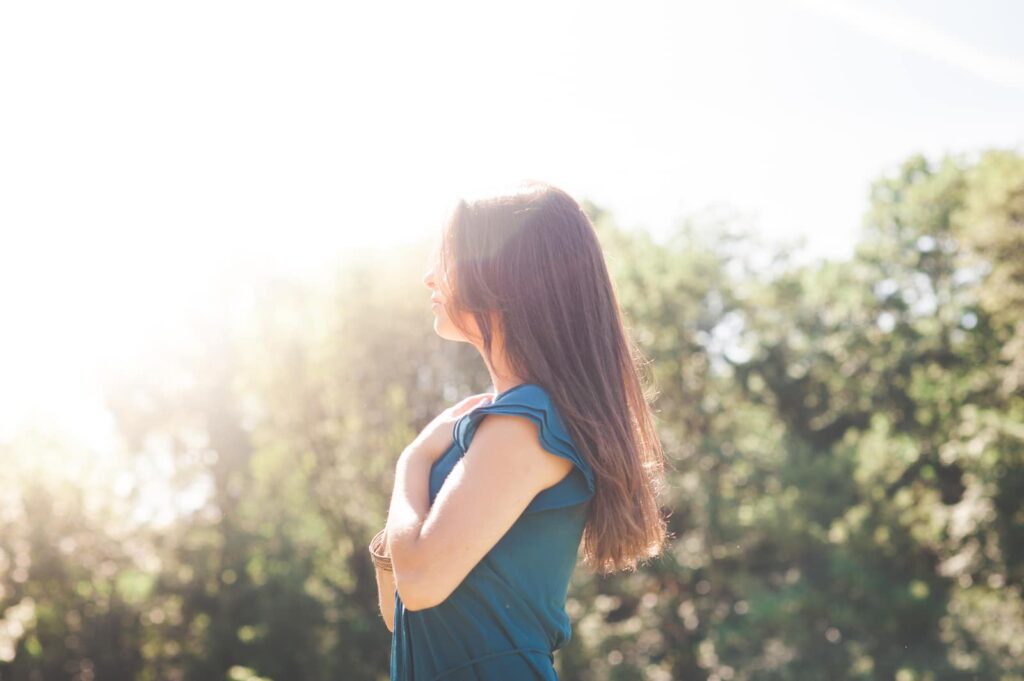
{"left": 423, "top": 257, "right": 477, "bottom": 344}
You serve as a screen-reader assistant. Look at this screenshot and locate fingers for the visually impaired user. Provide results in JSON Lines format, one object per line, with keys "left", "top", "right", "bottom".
{"left": 471, "top": 394, "right": 494, "bottom": 411}
{"left": 456, "top": 393, "right": 493, "bottom": 406}
{"left": 450, "top": 393, "right": 493, "bottom": 417}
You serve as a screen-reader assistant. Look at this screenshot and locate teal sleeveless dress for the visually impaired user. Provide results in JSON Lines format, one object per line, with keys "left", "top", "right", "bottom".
{"left": 390, "top": 383, "right": 595, "bottom": 680}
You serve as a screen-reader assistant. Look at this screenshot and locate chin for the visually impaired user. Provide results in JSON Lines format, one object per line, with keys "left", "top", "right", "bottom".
{"left": 432, "top": 316, "right": 452, "bottom": 339}
{"left": 432, "top": 320, "right": 465, "bottom": 344}
{"left": 436, "top": 326, "right": 461, "bottom": 342}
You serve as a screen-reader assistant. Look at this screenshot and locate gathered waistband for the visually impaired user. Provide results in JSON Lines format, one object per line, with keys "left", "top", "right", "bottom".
{"left": 431, "top": 647, "right": 555, "bottom": 681}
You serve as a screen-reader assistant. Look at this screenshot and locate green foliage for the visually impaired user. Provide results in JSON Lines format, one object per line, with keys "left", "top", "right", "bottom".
{"left": 2, "top": 149, "right": 1022, "bottom": 680}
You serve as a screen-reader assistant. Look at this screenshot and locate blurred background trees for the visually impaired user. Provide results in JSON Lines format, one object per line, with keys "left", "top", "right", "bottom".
{"left": 2, "top": 148, "right": 1022, "bottom": 680}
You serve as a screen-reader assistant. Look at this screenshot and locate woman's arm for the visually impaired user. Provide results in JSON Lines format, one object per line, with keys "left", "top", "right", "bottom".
{"left": 387, "top": 417, "right": 572, "bottom": 611}
{"left": 375, "top": 562, "right": 396, "bottom": 632}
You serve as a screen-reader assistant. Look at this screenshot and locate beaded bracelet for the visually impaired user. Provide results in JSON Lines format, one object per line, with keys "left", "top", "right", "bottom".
{"left": 369, "top": 527, "right": 393, "bottom": 572}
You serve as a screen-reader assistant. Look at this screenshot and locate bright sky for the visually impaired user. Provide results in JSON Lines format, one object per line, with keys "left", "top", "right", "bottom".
{"left": 1, "top": 0, "right": 1022, "bottom": 447}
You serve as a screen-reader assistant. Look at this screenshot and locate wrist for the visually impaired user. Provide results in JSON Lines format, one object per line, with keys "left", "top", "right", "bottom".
{"left": 369, "top": 527, "right": 393, "bottom": 572}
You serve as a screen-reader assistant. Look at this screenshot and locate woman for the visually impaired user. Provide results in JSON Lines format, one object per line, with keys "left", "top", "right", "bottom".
{"left": 370, "top": 181, "right": 669, "bottom": 680}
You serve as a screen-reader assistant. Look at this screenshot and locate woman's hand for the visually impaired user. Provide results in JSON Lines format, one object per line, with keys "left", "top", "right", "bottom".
{"left": 404, "top": 392, "right": 494, "bottom": 464}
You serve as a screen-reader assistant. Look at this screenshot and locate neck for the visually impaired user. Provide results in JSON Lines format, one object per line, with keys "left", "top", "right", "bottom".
{"left": 480, "top": 341, "right": 527, "bottom": 398}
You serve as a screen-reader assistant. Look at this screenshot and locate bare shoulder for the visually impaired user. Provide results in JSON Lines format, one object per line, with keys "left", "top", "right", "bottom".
{"left": 467, "top": 412, "right": 575, "bottom": 489}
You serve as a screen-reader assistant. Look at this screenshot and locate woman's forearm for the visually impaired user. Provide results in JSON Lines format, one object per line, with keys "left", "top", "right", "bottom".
{"left": 386, "top": 446, "right": 433, "bottom": 571}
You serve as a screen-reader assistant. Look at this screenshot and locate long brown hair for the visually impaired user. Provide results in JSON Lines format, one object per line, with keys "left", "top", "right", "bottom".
{"left": 432, "top": 180, "right": 670, "bottom": 574}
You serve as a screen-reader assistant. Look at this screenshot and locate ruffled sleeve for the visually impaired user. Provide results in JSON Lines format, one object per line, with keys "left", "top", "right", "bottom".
{"left": 453, "top": 384, "right": 595, "bottom": 514}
